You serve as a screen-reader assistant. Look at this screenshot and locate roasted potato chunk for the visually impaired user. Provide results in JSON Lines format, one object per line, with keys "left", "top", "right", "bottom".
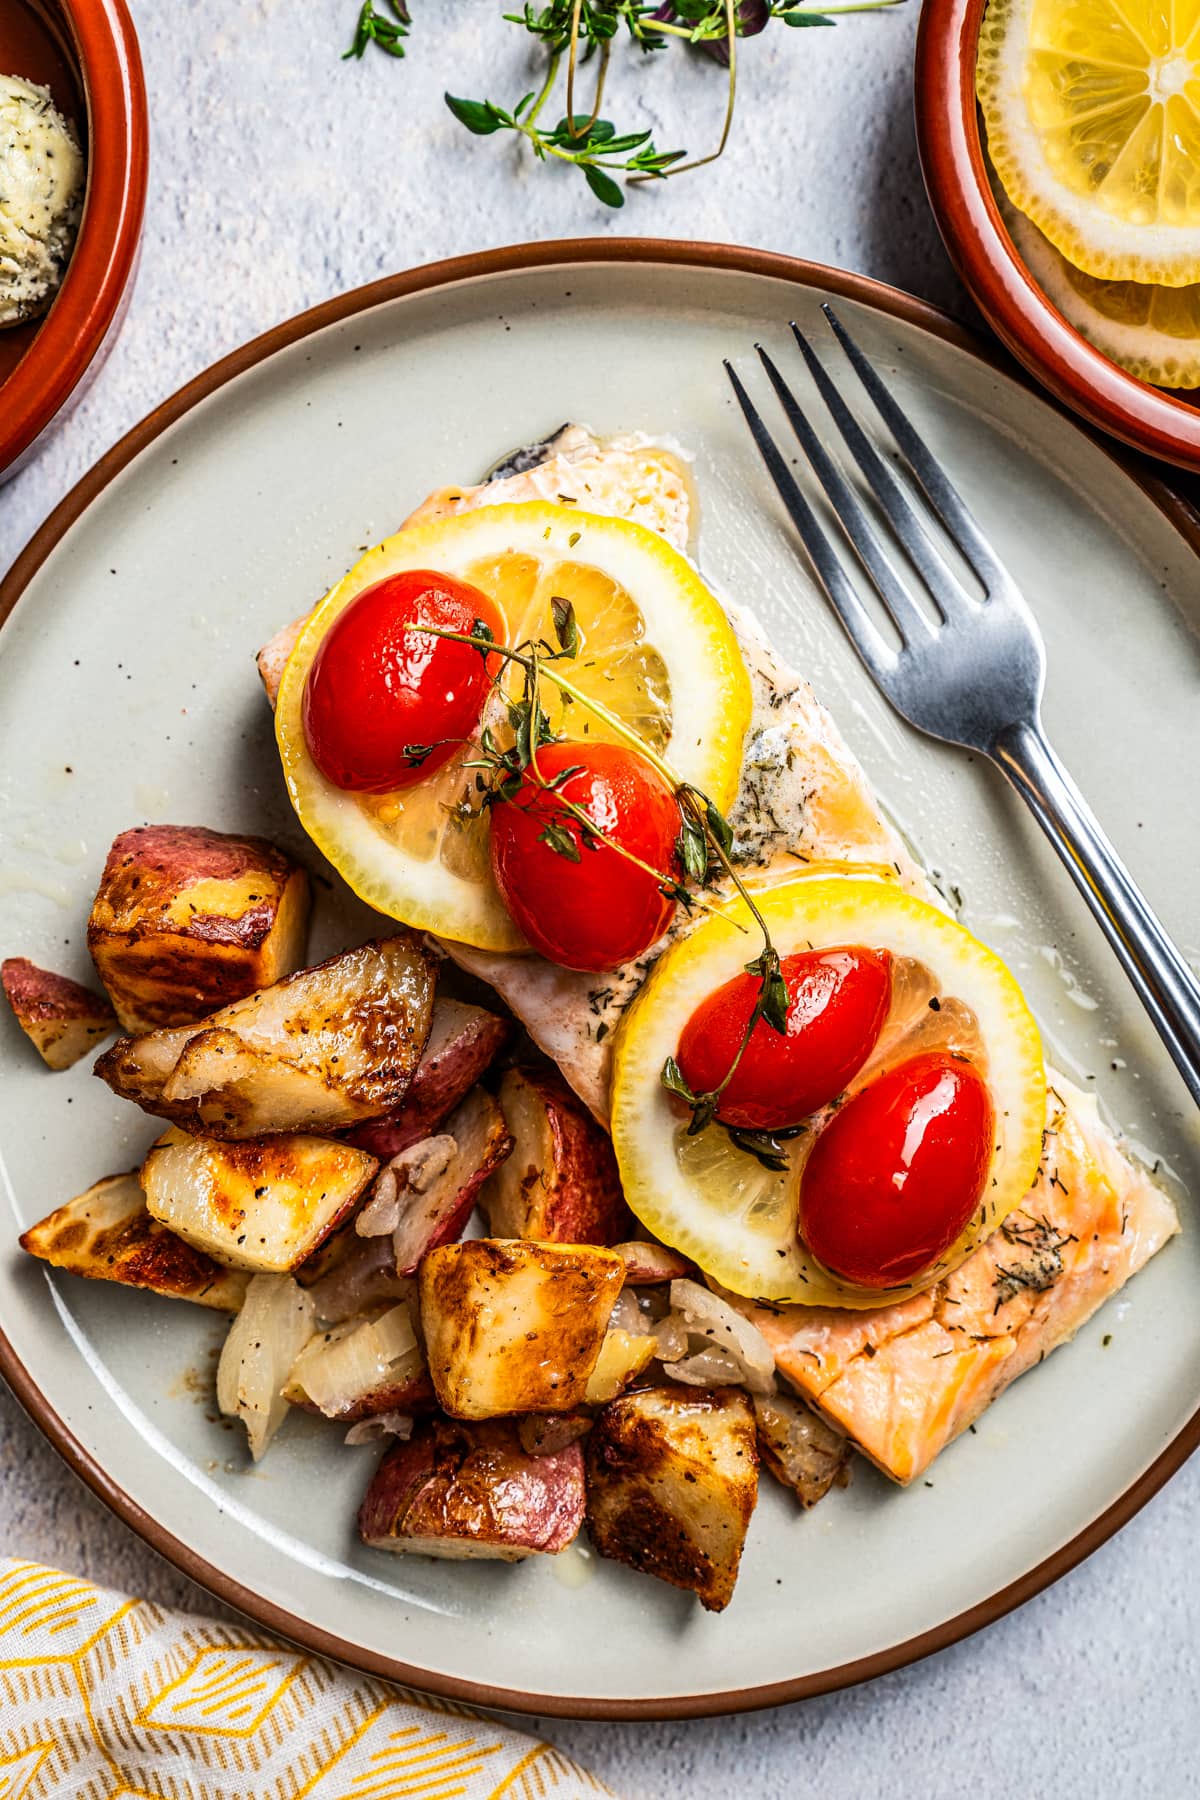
{"left": 141, "top": 1127, "right": 377, "bottom": 1272}
{"left": 358, "top": 1417, "right": 585, "bottom": 1560}
{"left": 586, "top": 1386, "right": 759, "bottom": 1612}
{"left": 87, "top": 825, "right": 310, "bottom": 1031}
{"left": 95, "top": 934, "right": 436, "bottom": 1138}
{"left": 483, "top": 1067, "right": 633, "bottom": 1245}
{"left": 2, "top": 957, "right": 116, "bottom": 1069}
{"left": 753, "top": 1390, "right": 851, "bottom": 1510}
{"left": 19, "top": 1171, "right": 248, "bottom": 1310}
{"left": 420, "top": 1238, "right": 624, "bottom": 1419}
{"left": 348, "top": 999, "right": 510, "bottom": 1160}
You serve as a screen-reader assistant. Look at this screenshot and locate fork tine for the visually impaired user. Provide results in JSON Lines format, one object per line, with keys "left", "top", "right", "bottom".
{"left": 754, "top": 345, "right": 936, "bottom": 645}
{"left": 787, "top": 322, "right": 973, "bottom": 621}
{"left": 724, "top": 360, "right": 897, "bottom": 681}
{"left": 821, "top": 304, "right": 1005, "bottom": 590}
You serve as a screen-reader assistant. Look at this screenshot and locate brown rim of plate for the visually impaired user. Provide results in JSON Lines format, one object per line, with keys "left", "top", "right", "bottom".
{"left": 0, "top": 0, "right": 149, "bottom": 477}
{"left": 1, "top": 238, "right": 1197, "bottom": 1720}
{"left": 915, "top": 0, "right": 1200, "bottom": 474}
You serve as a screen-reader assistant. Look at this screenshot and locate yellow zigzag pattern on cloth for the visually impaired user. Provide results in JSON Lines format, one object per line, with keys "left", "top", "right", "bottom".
{"left": 0, "top": 1561, "right": 615, "bottom": 1800}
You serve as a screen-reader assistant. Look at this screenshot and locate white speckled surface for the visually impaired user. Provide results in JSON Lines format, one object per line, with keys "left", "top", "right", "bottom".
{"left": 1, "top": 2, "right": 1197, "bottom": 1791}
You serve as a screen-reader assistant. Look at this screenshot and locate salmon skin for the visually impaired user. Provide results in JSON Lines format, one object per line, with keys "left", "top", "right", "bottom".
{"left": 260, "top": 427, "right": 1181, "bottom": 1486}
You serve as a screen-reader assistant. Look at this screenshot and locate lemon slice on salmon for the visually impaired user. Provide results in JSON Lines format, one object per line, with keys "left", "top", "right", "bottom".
{"left": 1004, "top": 192, "right": 1200, "bottom": 384}
{"left": 978, "top": 0, "right": 1200, "bottom": 284}
{"left": 275, "top": 503, "right": 752, "bottom": 951}
{"left": 610, "top": 873, "right": 1046, "bottom": 1307}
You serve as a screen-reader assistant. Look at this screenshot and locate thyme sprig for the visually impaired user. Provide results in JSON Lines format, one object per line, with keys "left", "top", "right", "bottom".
{"left": 345, "top": 0, "right": 904, "bottom": 207}
{"left": 410, "top": 610, "right": 793, "bottom": 1153}
{"left": 344, "top": 0, "right": 411, "bottom": 60}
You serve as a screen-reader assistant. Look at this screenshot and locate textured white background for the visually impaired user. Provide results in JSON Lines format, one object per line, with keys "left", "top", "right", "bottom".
{"left": 2, "top": 3, "right": 1198, "bottom": 1794}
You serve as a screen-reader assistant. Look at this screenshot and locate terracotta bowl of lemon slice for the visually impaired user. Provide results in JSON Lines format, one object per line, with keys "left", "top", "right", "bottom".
{"left": 916, "top": 0, "right": 1200, "bottom": 472}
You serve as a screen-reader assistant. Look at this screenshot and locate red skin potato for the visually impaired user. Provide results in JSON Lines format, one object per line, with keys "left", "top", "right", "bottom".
{"left": 484, "top": 1065, "right": 634, "bottom": 1246}
{"left": 379, "top": 1088, "right": 514, "bottom": 1276}
{"left": 347, "top": 1000, "right": 510, "bottom": 1161}
{"left": 2, "top": 957, "right": 116, "bottom": 1069}
{"left": 613, "top": 1242, "right": 696, "bottom": 1284}
{"left": 359, "top": 1418, "right": 586, "bottom": 1559}
{"left": 87, "top": 824, "right": 310, "bottom": 1031}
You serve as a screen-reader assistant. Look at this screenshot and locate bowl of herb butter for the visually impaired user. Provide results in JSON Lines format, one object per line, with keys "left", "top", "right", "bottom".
{"left": 0, "top": 0, "right": 147, "bottom": 484}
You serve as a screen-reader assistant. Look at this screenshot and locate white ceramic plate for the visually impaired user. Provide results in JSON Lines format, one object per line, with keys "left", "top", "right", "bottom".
{"left": 1, "top": 243, "right": 1197, "bottom": 1718}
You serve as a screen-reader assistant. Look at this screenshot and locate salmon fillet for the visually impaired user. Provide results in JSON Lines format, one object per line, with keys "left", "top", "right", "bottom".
{"left": 260, "top": 429, "right": 1181, "bottom": 1485}
{"left": 745, "top": 1078, "right": 1178, "bottom": 1482}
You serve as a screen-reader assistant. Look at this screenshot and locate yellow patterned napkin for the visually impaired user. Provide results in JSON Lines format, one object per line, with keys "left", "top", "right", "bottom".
{"left": 0, "top": 1559, "right": 614, "bottom": 1799}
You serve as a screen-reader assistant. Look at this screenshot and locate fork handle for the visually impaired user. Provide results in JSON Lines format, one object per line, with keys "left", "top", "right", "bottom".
{"left": 993, "top": 721, "right": 1200, "bottom": 1107}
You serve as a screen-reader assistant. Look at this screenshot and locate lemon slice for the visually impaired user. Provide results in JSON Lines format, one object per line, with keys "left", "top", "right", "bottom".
{"left": 610, "top": 873, "right": 1046, "bottom": 1307}
{"left": 275, "top": 503, "right": 752, "bottom": 951}
{"left": 1004, "top": 192, "right": 1200, "bottom": 384}
{"left": 978, "top": 0, "right": 1200, "bottom": 284}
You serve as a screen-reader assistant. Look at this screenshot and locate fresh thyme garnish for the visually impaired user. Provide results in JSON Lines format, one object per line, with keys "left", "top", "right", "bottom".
{"left": 344, "top": 0, "right": 411, "bottom": 60}
{"left": 410, "top": 607, "right": 790, "bottom": 1143}
{"left": 345, "top": 0, "right": 904, "bottom": 206}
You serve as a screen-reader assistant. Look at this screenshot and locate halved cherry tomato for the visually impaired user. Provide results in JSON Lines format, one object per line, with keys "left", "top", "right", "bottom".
{"left": 302, "top": 569, "right": 504, "bottom": 793}
{"left": 799, "top": 1051, "right": 994, "bottom": 1288}
{"left": 489, "top": 740, "right": 681, "bottom": 972}
{"left": 676, "top": 946, "right": 891, "bottom": 1129}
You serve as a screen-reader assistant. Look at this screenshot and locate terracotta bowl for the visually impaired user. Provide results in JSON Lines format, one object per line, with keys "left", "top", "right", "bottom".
{"left": 0, "top": 0, "right": 147, "bottom": 484}
{"left": 916, "top": 0, "right": 1200, "bottom": 473}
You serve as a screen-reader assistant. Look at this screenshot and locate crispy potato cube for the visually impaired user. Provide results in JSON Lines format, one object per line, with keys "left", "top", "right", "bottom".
{"left": 95, "top": 934, "right": 436, "bottom": 1138}
{"left": 420, "top": 1238, "right": 624, "bottom": 1419}
{"left": 586, "top": 1386, "right": 759, "bottom": 1612}
{"left": 141, "top": 1127, "right": 377, "bottom": 1272}
{"left": 88, "top": 825, "right": 310, "bottom": 1031}
{"left": 483, "top": 1067, "right": 633, "bottom": 1245}
{"left": 348, "top": 999, "right": 510, "bottom": 1160}
{"left": 753, "top": 1391, "right": 851, "bottom": 1510}
{"left": 358, "top": 1417, "right": 585, "bottom": 1560}
{"left": 19, "top": 1171, "right": 249, "bottom": 1310}
{"left": 2, "top": 957, "right": 116, "bottom": 1069}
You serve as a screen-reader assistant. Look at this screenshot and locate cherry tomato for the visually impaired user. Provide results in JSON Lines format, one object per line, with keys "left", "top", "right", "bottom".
{"left": 676, "top": 947, "right": 891, "bottom": 1130}
{"left": 799, "top": 1051, "right": 994, "bottom": 1289}
{"left": 489, "top": 740, "right": 681, "bottom": 972}
{"left": 302, "top": 570, "right": 504, "bottom": 793}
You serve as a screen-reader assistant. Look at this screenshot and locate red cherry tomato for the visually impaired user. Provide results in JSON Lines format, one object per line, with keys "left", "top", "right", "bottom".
{"left": 489, "top": 740, "right": 681, "bottom": 972}
{"left": 676, "top": 946, "right": 891, "bottom": 1130}
{"left": 302, "top": 570, "right": 505, "bottom": 793}
{"left": 799, "top": 1051, "right": 994, "bottom": 1289}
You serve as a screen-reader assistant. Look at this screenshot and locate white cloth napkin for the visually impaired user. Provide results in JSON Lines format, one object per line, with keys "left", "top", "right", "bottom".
{"left": 0, "top": 1557, "right": 614, "bottom": 1798}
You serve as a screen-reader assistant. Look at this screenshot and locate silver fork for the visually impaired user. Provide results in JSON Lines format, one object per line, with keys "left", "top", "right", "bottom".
{"left": 726, "top": 305, "right": 1200, "bottom": 1107}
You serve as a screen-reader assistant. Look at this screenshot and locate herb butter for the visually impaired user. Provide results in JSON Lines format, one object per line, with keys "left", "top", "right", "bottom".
{"left": 0, "top": 72, "right": 84, "bottom": 329}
